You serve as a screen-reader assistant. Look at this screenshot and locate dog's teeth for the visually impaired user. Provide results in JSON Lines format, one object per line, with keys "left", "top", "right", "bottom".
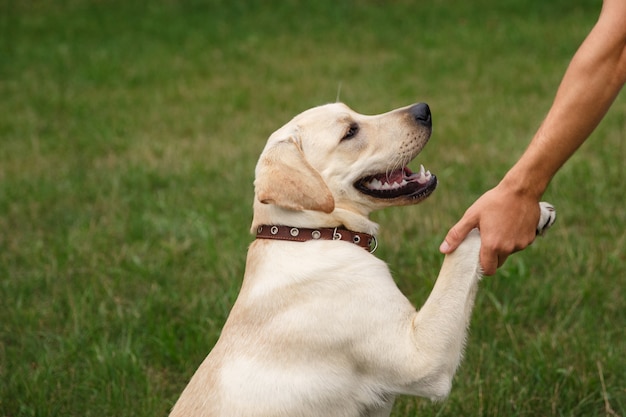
{"left": 369, "top": 178, "right": 382, "bottom": 189}
{"left": 390, "top": 180, "right": 404, "bottom": 189}
{"left": 414, "top": 166, "right": 432, "bottom": 185}
{"left": 366, "top": 169, "right": 428, "bottom": 191}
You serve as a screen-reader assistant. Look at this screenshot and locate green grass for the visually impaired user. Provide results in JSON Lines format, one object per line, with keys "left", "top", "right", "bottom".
{"left": 1, "top": 0, "right": 624, "bottom": 416}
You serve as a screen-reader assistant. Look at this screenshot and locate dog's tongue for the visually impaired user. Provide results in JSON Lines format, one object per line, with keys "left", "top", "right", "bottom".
{"left": 377, "top": 168, "right": 410, "bottom": 184}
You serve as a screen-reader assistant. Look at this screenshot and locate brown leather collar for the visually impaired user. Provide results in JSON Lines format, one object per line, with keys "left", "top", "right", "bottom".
{"left": 255, "top": 225, "right": 377, "bottom": 252}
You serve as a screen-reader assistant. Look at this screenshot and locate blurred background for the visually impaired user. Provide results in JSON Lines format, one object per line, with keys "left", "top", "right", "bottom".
{"left": 1, "top": 0, "right": 624, "bottom": 415}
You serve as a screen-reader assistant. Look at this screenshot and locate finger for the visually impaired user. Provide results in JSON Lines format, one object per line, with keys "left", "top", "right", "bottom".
{"left": 479, "top": 245, "right": 499, "bottom": 276}
{"left": 439, "top": 218, "right": 478, "bottom": 254}
{"left": 497, "top": 253, "right": 510, "bottom": 269}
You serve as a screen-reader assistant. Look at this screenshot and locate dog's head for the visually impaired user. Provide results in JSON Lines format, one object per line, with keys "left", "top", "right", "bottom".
{"left": 252, "top": 102, "right": 436, "bottom": 234}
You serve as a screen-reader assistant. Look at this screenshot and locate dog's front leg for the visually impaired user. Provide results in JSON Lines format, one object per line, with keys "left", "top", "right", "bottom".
{"left": 407, "top": 229, "right": 482, "bottom": 400}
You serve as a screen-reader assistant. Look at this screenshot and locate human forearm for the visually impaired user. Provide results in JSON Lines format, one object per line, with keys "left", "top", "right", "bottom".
{"left": 503, "top": 1, "right": 626, "bottom": 199}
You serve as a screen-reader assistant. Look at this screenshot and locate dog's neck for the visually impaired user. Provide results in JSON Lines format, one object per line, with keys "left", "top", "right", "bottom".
{"left": 250, "top": 201, "right": 380, "bottom": 236}
{"left": 255, "top": 225, "right": 376, "bottom": 251}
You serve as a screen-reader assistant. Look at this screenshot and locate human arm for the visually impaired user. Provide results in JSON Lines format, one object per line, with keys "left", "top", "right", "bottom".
{"left": 440, "top": 0, "right": 626, "bottom": 275}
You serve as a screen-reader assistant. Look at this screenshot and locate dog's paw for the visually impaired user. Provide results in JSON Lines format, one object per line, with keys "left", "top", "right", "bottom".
{"left": 536, "top": 202, "right": 556, "bottom": 236}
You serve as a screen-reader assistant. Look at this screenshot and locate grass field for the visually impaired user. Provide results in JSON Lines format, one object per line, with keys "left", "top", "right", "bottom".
{"left": 1, "top": 0, "right": 624, "bottom": 415}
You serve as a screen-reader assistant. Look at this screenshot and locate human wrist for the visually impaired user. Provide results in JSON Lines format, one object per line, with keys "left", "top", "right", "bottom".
{"left": 498, "top": 164, "right": 548, "bottom": 202}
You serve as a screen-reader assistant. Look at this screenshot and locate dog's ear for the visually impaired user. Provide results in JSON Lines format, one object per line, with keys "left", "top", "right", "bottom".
{"left": 255, "top": 137, "right": 335, "bottom": 213}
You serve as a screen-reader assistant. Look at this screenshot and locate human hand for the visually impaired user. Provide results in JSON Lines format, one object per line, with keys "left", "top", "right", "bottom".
{"left": 439, "top": 184, "right": 542, "bottom": 275}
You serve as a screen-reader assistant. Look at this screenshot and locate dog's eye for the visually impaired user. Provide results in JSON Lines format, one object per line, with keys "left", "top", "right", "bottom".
{"left": 342, "top": 124, "right": 359, "bottom": 141}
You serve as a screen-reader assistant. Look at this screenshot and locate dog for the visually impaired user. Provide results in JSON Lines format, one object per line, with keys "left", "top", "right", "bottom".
{"left": 169, "top": 102, "right": 556, "bottom": 416}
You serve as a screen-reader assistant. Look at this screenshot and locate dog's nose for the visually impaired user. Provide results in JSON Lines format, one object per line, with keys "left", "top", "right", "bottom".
{"left": 409, "top": 103, "right": 431, "bottom": 128}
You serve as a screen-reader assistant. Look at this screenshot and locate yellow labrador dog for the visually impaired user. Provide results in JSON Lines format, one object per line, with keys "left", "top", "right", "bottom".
{"left": 170, "top": 103, "right": 556, "bottom": 417}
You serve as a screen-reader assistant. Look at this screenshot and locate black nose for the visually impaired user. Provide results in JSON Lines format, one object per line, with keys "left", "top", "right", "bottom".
{"left": 409, "top": 102, "right": 431, "bottom": 128}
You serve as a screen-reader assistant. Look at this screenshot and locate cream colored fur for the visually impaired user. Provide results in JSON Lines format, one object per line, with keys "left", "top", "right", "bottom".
{"left": 170, "top": 103, "right": 555, "bottom": 417}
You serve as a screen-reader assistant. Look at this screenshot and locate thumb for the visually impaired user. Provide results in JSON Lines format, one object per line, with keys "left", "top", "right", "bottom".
{"left": 439, "top": 219, "right": 476, "bottom": 254}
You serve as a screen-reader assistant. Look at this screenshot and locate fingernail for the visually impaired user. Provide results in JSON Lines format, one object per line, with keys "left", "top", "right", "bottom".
{"left": 439, "top": 241, "right": 450, "bottom": 253}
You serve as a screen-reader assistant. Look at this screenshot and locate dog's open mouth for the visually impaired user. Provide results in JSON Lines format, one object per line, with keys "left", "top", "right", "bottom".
{"left": 355, "top": 165, "right": 437, "bottom": 200}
